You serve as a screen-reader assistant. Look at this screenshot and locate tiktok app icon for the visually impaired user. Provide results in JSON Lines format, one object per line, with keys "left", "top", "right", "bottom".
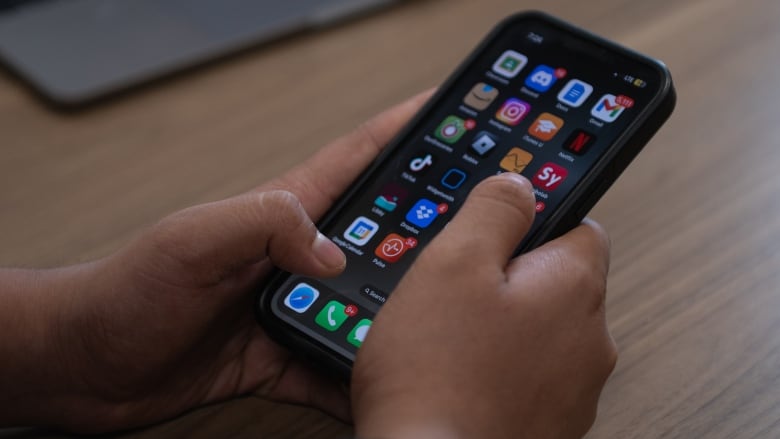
{"left": 408, "top": 152, "right": 436, "bottom": 175}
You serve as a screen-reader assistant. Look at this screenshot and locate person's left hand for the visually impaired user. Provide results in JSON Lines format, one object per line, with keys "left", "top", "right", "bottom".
{"left": 16, "top": 91, "right": 431, "bottom": 433}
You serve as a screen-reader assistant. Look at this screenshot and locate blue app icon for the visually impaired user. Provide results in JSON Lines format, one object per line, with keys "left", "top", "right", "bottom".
{"left": 557, "top": 79, "right": 593, "bottom": 107}
{"left": 405, "top": 199, "right": 440, "bottom": 228}
{"left": 441, "top": 168, "right": 468, "bottom": 190}
{"left": 284, "top": 282, "right": 320, "bottom": 313}
{"left": 525, "top": 65, "right": 558, "bottom": 93}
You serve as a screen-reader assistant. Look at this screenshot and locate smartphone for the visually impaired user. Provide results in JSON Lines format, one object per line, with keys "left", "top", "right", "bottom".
{"left": 256, "top": 11, "right": 675, "bottom": 377}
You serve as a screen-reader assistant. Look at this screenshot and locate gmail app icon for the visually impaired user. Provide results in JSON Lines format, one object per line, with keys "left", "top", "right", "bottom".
{"left": 591, "top": 94, "right": 628, "bottom": 123}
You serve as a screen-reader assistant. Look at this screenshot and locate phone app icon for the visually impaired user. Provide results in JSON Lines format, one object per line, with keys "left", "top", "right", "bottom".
{"left": 343, "top": 216, "right": 379, "bottom": 246}
{"left": 496, "top": 98, "right": 531, "bottom": 126}
{"left": 315, "top": 300, "right": 349, "bottom": 332}
{"left": 471, "top": 131, "right": 499, "bottom": 156}
{"left": 558, "top": 79, "right": 593, "bottom": 107}
{"left": 528, "top": 113, "right": 564, "bottom": 141}
{"left": 591, "top": 94, "right": 631, "bottom": 122}
{"left": 347, "top": 319, "right": 373, "bottom": 347}
{"left": 499, "top": 148, "right": 534, "bottom": 174}
{"left": 374, "top": 183, "right": 409, "bottom": 212}
{"left": 435, "top": 115, "right": 469, "bottom": 144}
{"left": 408, "top": 153, "right": 435, "bottom": 174}
{"left": 532, "top": 162, "right": 569, "bottom": 191}
{"left": 464, "top": 82, "right": 499, "bottom": 110}
{"left": 405, "top": 199, "right": 441, "bottom": 228}
{"left": 492, "top": 50, "right": 528, "bottom": 78}
{"left": 524, "top": 65, "right": 558, "bottom": 92}
{"left": 375, "top": 233, "right": 417, "bottom": 263}
{"left": 563, "top": 130, "right": 597, "bottom": 155}
{"left": 284, "top": 283, "right": 320, "bottom": 314}
{"left": 441, "top": 168, "right": 468, "bottom": 190}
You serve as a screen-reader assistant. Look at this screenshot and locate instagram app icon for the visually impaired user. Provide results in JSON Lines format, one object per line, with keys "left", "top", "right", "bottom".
{"left": 496, "top": 98, "right": 531, "bottom": 126}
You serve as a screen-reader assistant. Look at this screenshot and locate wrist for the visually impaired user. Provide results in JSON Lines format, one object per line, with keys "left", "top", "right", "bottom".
{"left": 0, "top": 264, "right": 104, "bottom": 429}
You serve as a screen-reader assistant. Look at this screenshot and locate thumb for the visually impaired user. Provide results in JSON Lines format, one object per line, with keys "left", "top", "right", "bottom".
{"left": 429, "top": 173, "right": 536, "bottom": 266}
{"left": 141, "top": 190, "right": 346, "bottom": 284}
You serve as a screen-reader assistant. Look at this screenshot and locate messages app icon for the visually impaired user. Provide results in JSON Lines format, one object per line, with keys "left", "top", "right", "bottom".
{"left": 348, "top": 319, "right": 373, "bottom": 347}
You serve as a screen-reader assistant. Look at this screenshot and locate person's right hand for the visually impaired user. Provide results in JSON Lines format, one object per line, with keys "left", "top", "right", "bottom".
{"left": 351, "top": 173, "right": 616, "bottom": 439}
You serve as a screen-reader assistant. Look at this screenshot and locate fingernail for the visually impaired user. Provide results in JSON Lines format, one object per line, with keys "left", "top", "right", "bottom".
{"left": 501, "top": 172, "right": 533, "bottom": 192}
{"left": 313, "top": 232, "right": 346, "bottom": 270}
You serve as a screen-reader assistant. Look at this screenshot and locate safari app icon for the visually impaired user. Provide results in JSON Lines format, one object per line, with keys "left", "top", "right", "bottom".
{"left": 284, "top": 283, "right": 320, "bottom": 314}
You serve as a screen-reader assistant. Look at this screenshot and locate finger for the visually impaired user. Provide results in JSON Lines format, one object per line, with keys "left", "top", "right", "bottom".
{"left": 425, "top": 173, "right": 536, "bottom": 268}
{"left": 143, "top": 190, "right": 345, "bottom": 285}
{"left": 260, "top": 89, "right": 435, "bottom": 220}
{"left": 508, "top": 219, "right": 611, "bottom": 306}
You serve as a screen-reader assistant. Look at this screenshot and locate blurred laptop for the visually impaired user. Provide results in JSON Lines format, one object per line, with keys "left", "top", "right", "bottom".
{"left": 0, "top": 0, "right": 397, "bottom": 107}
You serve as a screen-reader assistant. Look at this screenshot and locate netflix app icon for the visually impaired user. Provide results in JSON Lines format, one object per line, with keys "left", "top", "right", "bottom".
{"left": 563, "top": 130, "right": 597, "bottom": 155}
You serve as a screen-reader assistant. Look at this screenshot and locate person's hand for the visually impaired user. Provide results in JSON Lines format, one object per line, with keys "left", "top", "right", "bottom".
{"left": 0, "top": 91, "right": 432, "bottom": 433}
{"left": 352, "top": 173, "right": 616, "bottom": 439}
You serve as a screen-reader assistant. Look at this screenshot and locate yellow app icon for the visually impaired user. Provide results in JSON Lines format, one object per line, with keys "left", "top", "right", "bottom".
{"left": 500, "top": 148, "right": 534, "bottom": 174}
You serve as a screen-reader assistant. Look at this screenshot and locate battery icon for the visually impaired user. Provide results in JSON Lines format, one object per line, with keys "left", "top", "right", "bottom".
{"left": 633, "top": 78, "right": 647, "bottom": 88}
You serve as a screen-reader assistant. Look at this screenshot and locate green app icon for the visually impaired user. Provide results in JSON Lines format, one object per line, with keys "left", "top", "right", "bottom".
{"left": 434, "top": 115, "right": 468, "bottom": 144}
{"left": 501, "top": 56, "right": 520, "bottom": 71}
{"left": 347, "top": 319, "right": 373, "bottom": 348}
{"left": 315, "top": 300, "right": 348, "bottom": 332}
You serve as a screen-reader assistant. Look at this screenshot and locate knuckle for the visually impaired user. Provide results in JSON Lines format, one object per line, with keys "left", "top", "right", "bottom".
{"left": 254, "top": 190, "right": 316, "bottom": 261}
{"left": 356, "top": 119, "right": 386, "bottom": 155}
{"left": 254, "top": 190, "right": 302, "bottom": 216}
{"left": 145, "top": 207, "right": 201, "bottom": 261}
{"left": 253, "top": 190, "right": 308, "bottom": 233}
{"left": 542, "top": 245, "right": 607, "bottom": 309}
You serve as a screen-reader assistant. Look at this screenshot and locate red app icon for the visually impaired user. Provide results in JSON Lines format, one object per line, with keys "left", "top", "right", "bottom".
{"left": 374, "top": 234, "right": 417, "bottom": 263}
{"left": 563, "top": 130, "right": 597, "bottom": 155}
{"left": 532, "top": 163, "right": 569, "bottom": 191}
{"left": 344, "top": 304, "right": 359, "bottom": 317}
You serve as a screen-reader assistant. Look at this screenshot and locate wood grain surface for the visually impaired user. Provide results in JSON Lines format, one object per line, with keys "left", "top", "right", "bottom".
{"left": 1, "top": 0, "right": 779, "bottom": 437}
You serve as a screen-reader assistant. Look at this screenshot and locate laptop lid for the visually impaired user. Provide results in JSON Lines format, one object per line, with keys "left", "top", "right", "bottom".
{"left": 0, "top": 0, "right": 396, "bottom": 107}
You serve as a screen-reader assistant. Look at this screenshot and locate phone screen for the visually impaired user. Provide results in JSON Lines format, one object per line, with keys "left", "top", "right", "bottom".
{"left": 263, "top": 13, "right": 671, "bottom": 361}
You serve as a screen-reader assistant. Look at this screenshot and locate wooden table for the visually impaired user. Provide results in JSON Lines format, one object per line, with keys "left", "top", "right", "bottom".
{"left": 2, "top": 0, "right": 779, "bottom": 437}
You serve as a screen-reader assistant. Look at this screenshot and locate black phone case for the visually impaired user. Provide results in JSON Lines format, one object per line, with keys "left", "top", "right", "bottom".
{"left": 255, "top": 10, "right": 676, "bottom": 379}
